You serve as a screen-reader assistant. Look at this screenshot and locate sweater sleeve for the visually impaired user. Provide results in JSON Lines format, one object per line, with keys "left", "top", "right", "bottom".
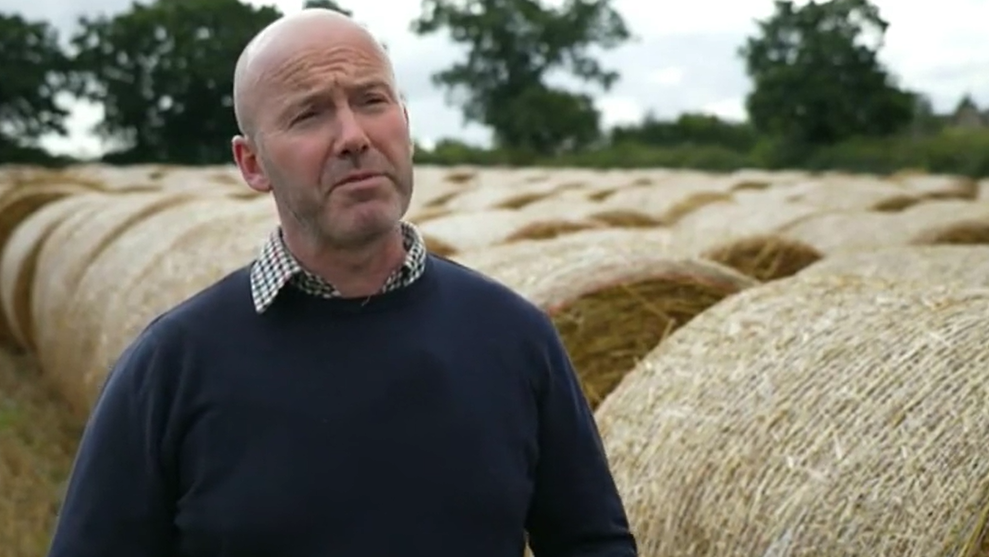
{"left": 524, "top": 318, "right": 638, "bottom": 557}
{"left": 46, "top": 324, "right": 178, "bottom": 557}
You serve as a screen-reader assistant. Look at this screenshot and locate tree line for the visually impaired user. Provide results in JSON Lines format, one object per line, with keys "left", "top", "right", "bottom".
{"left": 2, "top": 0, "right": 987, "bottom": 177}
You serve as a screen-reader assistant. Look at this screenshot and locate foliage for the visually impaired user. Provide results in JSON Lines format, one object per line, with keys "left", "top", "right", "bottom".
{"left": 739, "top": 0, "right": 916, "bottom": 146}
{"left": 412, "top": 126, "right": 989, "bottom": 179}
{"left": 410, "top": 0, "right": 630, "bottom": 155}
{"left": 0, "top": 0, "right": 986, "bottom": 180}
{"left": 0, "top": 13, "right": 71, "bottom": 159}
{"left": 68, "top": 0, "right": 282, "bottom": 164}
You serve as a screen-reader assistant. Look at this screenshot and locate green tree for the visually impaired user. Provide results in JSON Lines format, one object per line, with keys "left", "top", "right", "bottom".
{"left": 302, "top": 0, "right": 352, "bottom": 16}
{"left": 410, "top": 0, "right": 630, "bottom": 155}
{"left": 739, "top": 0, "right": 915, "bottom": 146}
{"left": 69, "top": 0, "right": 281, "bottom": 164}
{"left": 0, "top": 13, "right": 72, "bottom": 155}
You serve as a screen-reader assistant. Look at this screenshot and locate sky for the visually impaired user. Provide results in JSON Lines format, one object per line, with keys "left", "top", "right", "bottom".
{"left": 4, "top": 0, "right": 988, "bottom": 158}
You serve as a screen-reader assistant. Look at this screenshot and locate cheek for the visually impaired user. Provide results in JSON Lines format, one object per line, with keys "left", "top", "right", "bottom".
{"left": 271, "top": 137, "right": 328, "bottom": 182}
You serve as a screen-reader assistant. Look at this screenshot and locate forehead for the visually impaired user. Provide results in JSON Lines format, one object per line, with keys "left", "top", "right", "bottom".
{"left": 260, "top": 33, "right": 391, "bottom": 96}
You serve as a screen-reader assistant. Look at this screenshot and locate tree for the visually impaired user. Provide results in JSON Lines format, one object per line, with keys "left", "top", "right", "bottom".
{"left": 739, "top": 0, "right": 915, "bottom": 146}
{"left": 302, "top": 0, "right": 352, "bottom": 16}
{"left": 0, "top": 13, "right": 72, "bottom": 150}
{"left": 410, "top": 0, "right": 630, "bottom": 155}
{"left": 69, "top": 0, "right": 282, "bottom": 164}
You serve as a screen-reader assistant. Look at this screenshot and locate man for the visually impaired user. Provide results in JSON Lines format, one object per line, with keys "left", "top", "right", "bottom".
{"left": 46, "top": 8, "right": 637, "bottom": 557}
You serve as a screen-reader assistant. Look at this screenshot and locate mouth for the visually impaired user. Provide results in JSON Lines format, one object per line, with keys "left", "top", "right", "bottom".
{"left": 335, "top": 171, "right": 385, "bottom": 188}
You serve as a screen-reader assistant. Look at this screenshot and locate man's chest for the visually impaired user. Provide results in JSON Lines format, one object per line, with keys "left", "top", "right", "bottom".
{"left": 169, "top": 350, "right": 539, "bottom": 555}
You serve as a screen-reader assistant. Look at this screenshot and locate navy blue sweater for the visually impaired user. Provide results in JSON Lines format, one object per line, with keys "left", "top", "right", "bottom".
{"left": 47, "top": 254, "right": 637, "bottom": 557}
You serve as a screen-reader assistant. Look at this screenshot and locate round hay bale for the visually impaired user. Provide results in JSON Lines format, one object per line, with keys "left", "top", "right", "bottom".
{"left": 797, "top": 244, "right": 989, "bottom": 288}
{"left": 776, "top": 210, "right": 912, "bottom": 253}
{"left": 491, "top": 190, "right": 555, "bottom": 210}
{"left": 500, "top": 219, "right": 603, "bottom": 243}
{"left": 30, "top": 191, "right": 204, "bottom": 389}
{"left": 0, "top": 193, "right": 109, "bottom": 351}
{"left": 421, "top": 234, "right": 458, "bottom": 257}
{"left": 43, "top": 197, "right": 274, "bottom": 417}
{"left": 699, "top": 234, "right": 823, "bottom": 282}
{"left": 407, "top": 205, "right": 453, "bottom": 224}
{"left": 0, "top": 183, "right": 88, "bottom": 345}
{"left": 588, "top": 209, "right": 663, "bottom": 228}
{"left": 909, "top": 219, "right": 989, "bottom": 245}
{"left": 453, "top": 228, "right": 677, "bottom": 279}
{"left": 595, "top": 274, "right": 989, "bottom": 557}
{"left": 418, "top": 209, "right": 601, "bottom": 252}
{"left": 729, "top": 180, "right": 771, "bottom": 192}
{"left": 870, "top": 193, "right": 922, "bottom": 212}
{"left": 482, "top": 244, "right": 758, "bottom": 409}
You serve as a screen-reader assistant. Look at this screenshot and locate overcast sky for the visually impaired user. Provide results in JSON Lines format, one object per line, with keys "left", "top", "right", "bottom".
{"left": 4, "top": 0, "right": 988, "bottom": 158}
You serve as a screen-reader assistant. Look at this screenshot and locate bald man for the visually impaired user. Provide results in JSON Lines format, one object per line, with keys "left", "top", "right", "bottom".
{"left": 46, "top": 8, "right": 637, "bottom": 557}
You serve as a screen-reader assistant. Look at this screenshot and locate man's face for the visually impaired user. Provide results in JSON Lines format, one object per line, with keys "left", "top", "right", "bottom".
{"left": 234, "top": 28, "right": 414, "bottom": 249}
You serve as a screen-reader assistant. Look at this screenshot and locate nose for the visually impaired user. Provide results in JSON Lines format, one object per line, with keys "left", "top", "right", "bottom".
{"left": 333, "top": 106, "right": 370, "bottom": 158}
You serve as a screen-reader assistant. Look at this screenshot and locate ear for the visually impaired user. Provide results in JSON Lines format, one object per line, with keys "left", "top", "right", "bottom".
{"left": 232, "top": 134, "right": 272, "bottom": 194}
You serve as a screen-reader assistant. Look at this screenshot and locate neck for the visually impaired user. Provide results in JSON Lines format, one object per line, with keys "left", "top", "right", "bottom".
{"left": 282, "top": 223, "right": 408, "bottom": 298}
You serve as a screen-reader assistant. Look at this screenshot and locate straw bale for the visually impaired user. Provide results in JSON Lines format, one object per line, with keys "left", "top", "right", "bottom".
{"left": 978, "top": 179, "right": 989, "bottom": 200}
{"left": 0, "top": 193, "right": 110, "bottom": 351}
{"left": 443, "top": 181, "right": 562, "bottom": 212}
{"left": 452, "top": 228, "right": 678, "bottom": 278}
{"left": 898, "top": 198, "right": 989, "bottom": 223}
{"left": 889, "top": 173, "right": 979, "bottom": 200}
{"left": 910, "top": 219, "right": 989, "bottom": 245}
{"left": 869, "top": 193, "right": 922, "bottom": 212}
{"left": 31, "top": 191, "right": 204, "bottom": 385}
{"left": 583, "top": 209, "right": 660, "bottom": 228}
{"left": 777, "top": 211, "right": 914, "bottom": 253}
{"left": 601, "top": 184, "right": 733, "bottom": 224}
{"left": 421, "top": 234, "right": 458, "bottom": 256}
{"left": 484, "top": 245, "right": 758, "bottom": 409}
{"left": 0, "top": 184, "right": 89, "bottom": 344}
{"left": 699, "top": 234, "right": 823, "bottom": 282}
{"left": 728, "top": 180, "right": 770, "bottom": 191}
{"left": 406, "top": 205, "right": 453, "bottom": 224}
{"left": 44, "top": 197, "right": 274, "bottom": 415}
{"left": 798, "top": 245, "right": 989, "bottom": 288}
{"left": 674, "top": 198, "right": 822, "bottom": 240}
{"left": 417, "top": 209, "right": 603, "bottom": 252}
{"left": 0, "top": 348, "right": 85, "bottom": 557}
{"left": 595, "top": 274, "right": 989, "bottom": 557}
{"left": 501, "top": 218, "right": 604, "bottom": 242}
{"left": 785, "top": 177, "right": 922, "bottom": 212}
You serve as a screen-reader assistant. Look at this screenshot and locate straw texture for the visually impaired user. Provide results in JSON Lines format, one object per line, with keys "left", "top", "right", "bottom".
{"left": 596, "top": 274, "right": 989, "bottom": 557}
{"left": 31, "top": 191, "right": 202, "bottom": 392}
{"left": 0, "top": 184, "right": 87, "bottom": 344}
{"left": 797, "top": 244, "right": 989, "bottom": 287}
{"left": 43, "top": 197, "right": 272, "bottom": 415}
{"left": 0, "top": 194, "right": 108, "bottom": 351}
{"left": 482, "top": 244, "right": 758, "bottom": 408}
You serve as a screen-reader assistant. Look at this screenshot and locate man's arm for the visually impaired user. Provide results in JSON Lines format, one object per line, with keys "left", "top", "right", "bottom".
{"left": 47, "top": 324, "right": 178, "bottom": 557}
{"left": 524, "top": 317, "right": 638, "bottom": 557}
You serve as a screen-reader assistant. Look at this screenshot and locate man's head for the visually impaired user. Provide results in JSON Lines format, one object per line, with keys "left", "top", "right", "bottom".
{"left": 231, "top": 9, "right": 414, "bottom": 250}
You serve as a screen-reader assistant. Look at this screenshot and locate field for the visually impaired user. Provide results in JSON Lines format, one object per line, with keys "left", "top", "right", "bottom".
{"left": 1, "top": 162, "right": 989, "bottom": 556}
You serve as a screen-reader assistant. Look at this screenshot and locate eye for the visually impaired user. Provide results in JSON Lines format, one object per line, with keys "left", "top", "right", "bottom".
{"left": 292, "top": 109, "right": 317, "bottom": 123}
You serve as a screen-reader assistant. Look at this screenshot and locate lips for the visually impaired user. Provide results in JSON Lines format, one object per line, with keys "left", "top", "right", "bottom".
{"left": 336, "top": 172, "right": 383, "bottom": 187}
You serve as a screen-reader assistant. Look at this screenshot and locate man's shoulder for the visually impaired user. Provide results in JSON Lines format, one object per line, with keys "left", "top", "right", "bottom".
{"left": 139, "top": 263, "right": 255, "bottom": 343}
{"left": 429, "top": 254, "right": 554, "bottom": 328}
